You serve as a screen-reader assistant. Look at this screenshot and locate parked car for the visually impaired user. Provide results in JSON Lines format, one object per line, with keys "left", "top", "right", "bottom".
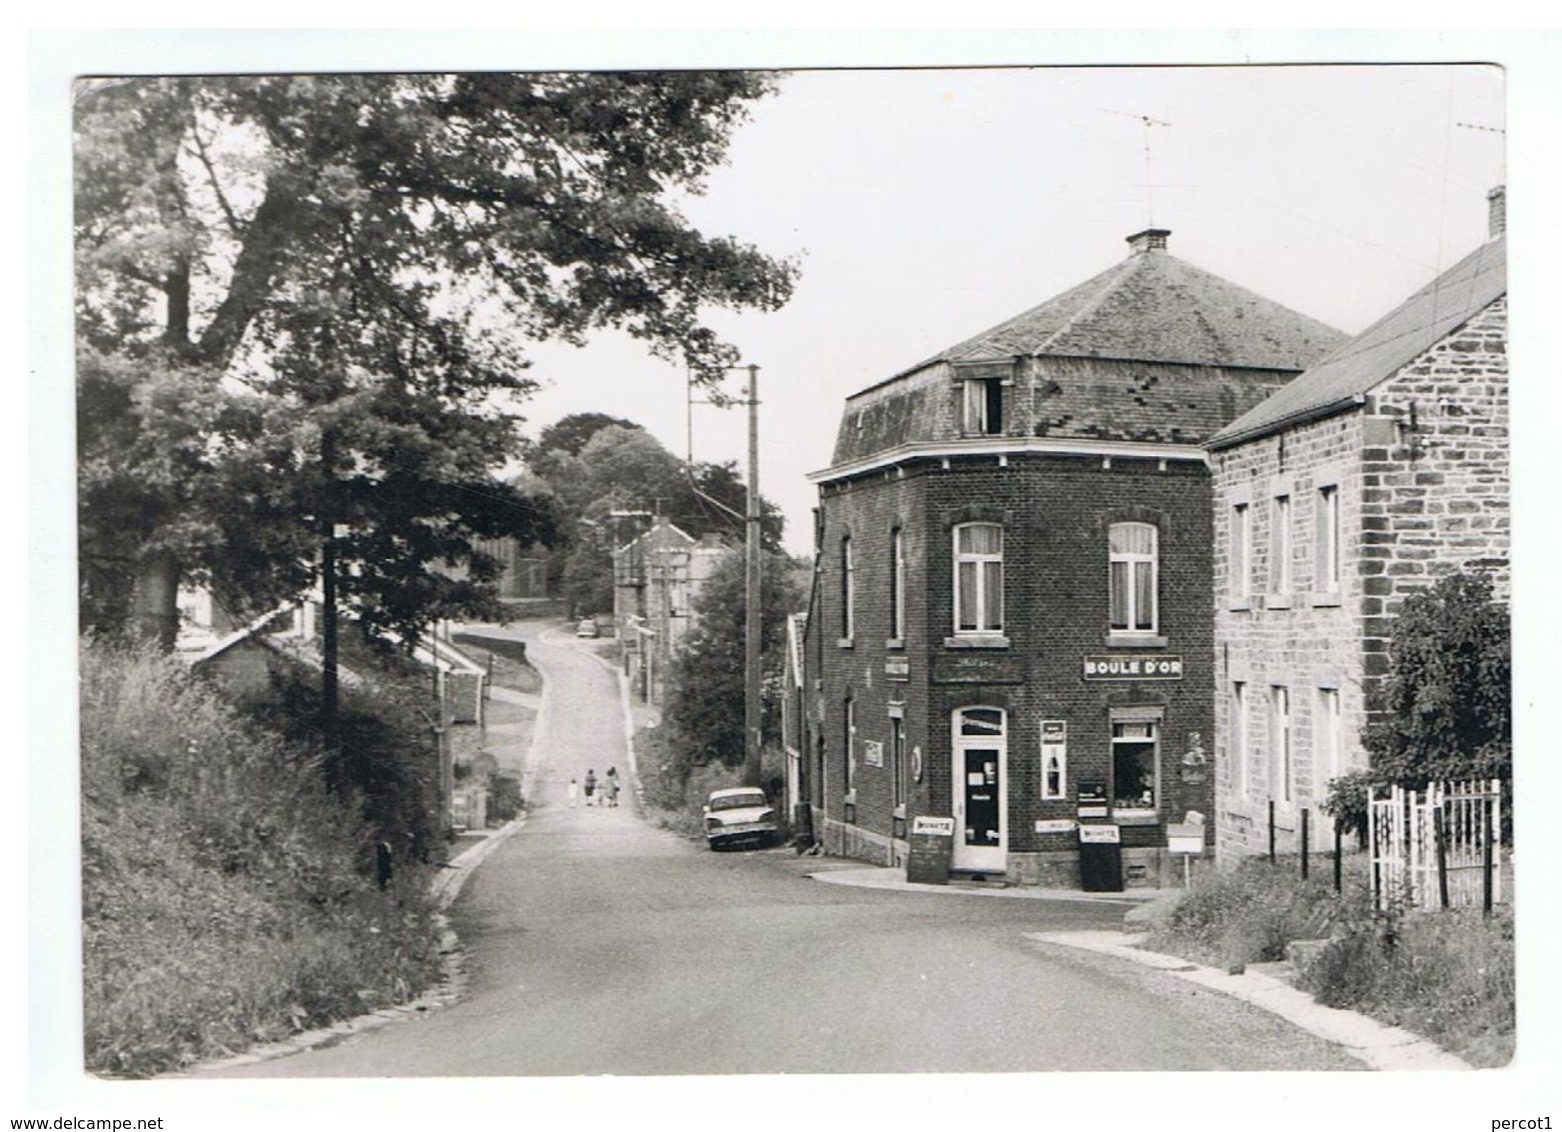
{"left": 702, "top": 787, "right": 779, "bottom": 851}
{"left": 575, "top": 618, "right": 600, "bottom": 638}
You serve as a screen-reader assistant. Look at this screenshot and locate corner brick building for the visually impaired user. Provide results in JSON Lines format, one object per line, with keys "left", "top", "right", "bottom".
{"left": 800, "top": 228, "right": 1345, "bottom": 888}
{"left": 1207, "top": 189, "right": 1509, "bottom": 861}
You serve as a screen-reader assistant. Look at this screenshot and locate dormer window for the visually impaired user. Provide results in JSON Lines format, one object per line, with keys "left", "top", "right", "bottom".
{"left": 961, "top": 377, "right": 1004, "bottom": 435}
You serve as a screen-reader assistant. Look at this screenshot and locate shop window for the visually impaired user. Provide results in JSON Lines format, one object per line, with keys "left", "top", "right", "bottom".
{"left": 1111, "top": 718, "right": 1159, "bottom": 815}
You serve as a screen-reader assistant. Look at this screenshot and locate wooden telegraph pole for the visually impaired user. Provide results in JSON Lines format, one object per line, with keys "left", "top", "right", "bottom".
{"left": 744, "top": 364, "right": 763, "bottom": 789}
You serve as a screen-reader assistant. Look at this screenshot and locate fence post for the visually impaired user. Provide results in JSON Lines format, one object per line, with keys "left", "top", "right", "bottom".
{"left": 1300, "top": 808, "right": 1309, "bottom": 880}
{"left": 1268, "top": 799, "right": 1276, "bottom": 864}
{"left": 1483, "top": 811, "right": 1494, "bottom": 916}
{"left": 1333, "top": 818, "right": 1342, "bottom": 894}
{"left": 1433, "top": 807, "right": 1449, "bottom": 910}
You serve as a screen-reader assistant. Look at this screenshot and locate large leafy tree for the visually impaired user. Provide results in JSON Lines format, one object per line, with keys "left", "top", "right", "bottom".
{"left": 1325, "top": 570, "right": 1511, "bottom": 834}
{"left": 75, "top": 72, "right": 795, "bottom": 647}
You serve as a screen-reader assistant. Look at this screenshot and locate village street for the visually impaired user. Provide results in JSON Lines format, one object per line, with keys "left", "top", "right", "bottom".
{"left": 196, "top": 619, "right": 1362, "bottom": 1077}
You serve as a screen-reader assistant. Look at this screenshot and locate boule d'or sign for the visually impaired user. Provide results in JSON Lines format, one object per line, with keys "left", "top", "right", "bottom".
{"left": 1082, "top": 655, "right": 1183, "bottom": 681}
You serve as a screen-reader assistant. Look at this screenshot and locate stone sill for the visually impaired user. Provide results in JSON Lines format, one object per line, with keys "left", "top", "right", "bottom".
{"left": 1104, "top": 634, "right": 1168, "bottom": 649}
{"left": 1306, "top": 592, "right": 1343, "bottom": 609}
{"left": 1115, "top": 811, "right": 1161, "bottom": 827}
{"left": 943, "top": 634, "right": 1010, "bottom": 649}
{"left": 837, "top": 637, "right": 854, "bottom": 649}
{"left": 885, "top": 638, "right": 905, "bottom": 650}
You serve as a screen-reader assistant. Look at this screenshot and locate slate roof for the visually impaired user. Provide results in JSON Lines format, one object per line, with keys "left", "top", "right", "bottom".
{"left": 893, "top": 232, "right": 1346, "bottom": 379}
{"left": 1208, "top": 236, "right": 1507, "bottom": 449}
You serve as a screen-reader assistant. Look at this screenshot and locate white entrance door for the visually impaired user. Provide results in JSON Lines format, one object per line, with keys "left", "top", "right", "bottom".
{"left": 951, "top": 707, "right": 1006, "bottom": 872}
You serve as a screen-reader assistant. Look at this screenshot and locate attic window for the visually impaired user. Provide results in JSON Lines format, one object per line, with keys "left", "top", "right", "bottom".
{"left": 961, "top": 377, "right": 1004, "bottom": 435}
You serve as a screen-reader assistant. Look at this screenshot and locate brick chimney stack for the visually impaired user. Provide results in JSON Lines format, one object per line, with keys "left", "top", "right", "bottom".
{"left": 1126, "top": 228, "right": 1171, "bottom": 254}
{"left": 1487, "top": 185, "right": 1506, "bottom": 239}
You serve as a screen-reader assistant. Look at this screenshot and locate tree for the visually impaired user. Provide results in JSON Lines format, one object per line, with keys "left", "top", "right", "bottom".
{"left": 661, "top": 548, "right": 804, "bottom": 774}
{"left": 1325, "top": 570, "right": 1511, "bottom": 833}
{"left": 75, "top": 73, "right": 796, "bottom": 647}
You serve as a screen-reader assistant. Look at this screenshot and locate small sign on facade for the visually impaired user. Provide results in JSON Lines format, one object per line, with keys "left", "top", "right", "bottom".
{"left": 1166, "top": 823, "right": 1205, "bottom": 854}
{"left": 1078, "top": 824, "right": 1122, "bottom": 844}
{"left": 885, "top": 656, "right": 910, "bottom": 681}
{"left": 1082, "top": 655, "right": 1184, "bottom": 681}
{"left": 863, "top": 739, "right": 884, "bottom": 768}
{"left": 1035, "top": 819, "right": 1078, "bottom": 835}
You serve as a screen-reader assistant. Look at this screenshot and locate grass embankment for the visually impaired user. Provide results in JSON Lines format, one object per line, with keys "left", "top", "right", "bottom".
{"left": 80, "top": 644, "right": 446, "bottom": 1077}
{"left": 1143, "top": 858, "right": 1515, "bottom": 1067}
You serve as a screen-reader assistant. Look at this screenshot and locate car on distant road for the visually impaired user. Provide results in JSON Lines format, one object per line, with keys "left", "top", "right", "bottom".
{"left": 575, "top": 618, "right": 600, "bottom": 638}
{"left": 702, "top": 787, "right": 779, "bottom": 850}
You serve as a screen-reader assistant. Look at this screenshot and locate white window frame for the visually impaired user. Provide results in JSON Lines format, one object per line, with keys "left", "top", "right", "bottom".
{"left": 1231, "top": 681, "right": 1248, "bottom": 798}
{"left": 1270, "top": 685, "right": 1292, "bottom": 804}
{"left": 1315, "top": 687, "right": 1342, "bottom": 798}
{"left": 890, "top": 710, "right": 907, "bottom": 810}
{"left": 889, "top": 527, "right": 905, "bottom": 642}
{"left": 953, "top": 522, "right": 1004, "bottom": 635}
{"left": 961, "top": 378, "right": 1002, "bottom": 435}
{"left": 1231, "top": 502, "right": 1251, "bottom": 605}
{"left": 844, "top": 696, "right": 857, "bottom": 794}
{"left": 840, "top": 535, "right": 854, "bottom": 641}
{"left": 1110, "top": 713, "right": 1161, "bottom": 818}
{"left": 1316, "top": 484, "right": 1340, "bottom": 593}
{"left": 1108, "top": 521, "right": 1159, "bottom": 636}
{"left": 1271, "top": 495, "right": 1292, "bottom": 595}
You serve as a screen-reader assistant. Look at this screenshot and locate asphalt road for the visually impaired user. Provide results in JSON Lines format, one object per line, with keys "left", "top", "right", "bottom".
{"left": 203, "top": 621, "right": 1361, "bottom": 1077}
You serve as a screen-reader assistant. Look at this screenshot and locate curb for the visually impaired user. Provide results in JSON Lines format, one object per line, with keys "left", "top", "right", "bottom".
{"left": 1025, "top": 930, "right": 1472, "bottom": 1071}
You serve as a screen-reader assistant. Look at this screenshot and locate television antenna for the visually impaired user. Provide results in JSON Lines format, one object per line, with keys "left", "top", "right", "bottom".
{"left": 1100, "top": 108, "right": 1173, "bottom": 227}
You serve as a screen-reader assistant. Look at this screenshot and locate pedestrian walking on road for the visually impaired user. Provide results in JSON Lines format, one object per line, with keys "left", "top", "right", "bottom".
{"left": 584, "top": 769, "right": 597, "bottom": 807}
{"left": 604, "top": 769, "right": 620, "bottom": 807}
{"left": 567, "top": 778, "right": 579, "bottom": 808}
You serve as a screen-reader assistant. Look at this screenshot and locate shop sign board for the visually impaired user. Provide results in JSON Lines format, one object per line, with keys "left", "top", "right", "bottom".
{"left": 1166, "top": 823, "right": 1205, "bottom": 854}
{"left": 1082, "top": 655, "right": 1184, "bottom": 681}
{"left": 1035, "top": 819, "right": 1078, "bottom": 835}
{"left": 1078, "top": 824, "right": 1122, "bottom": 844}
{"left": 907, "top": 816, "right": 955, "bottom": 885}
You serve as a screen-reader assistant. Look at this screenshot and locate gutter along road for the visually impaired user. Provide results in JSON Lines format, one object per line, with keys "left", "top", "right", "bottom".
{"left": 200, "top": 620, "right": 1361, "bottom": 1076}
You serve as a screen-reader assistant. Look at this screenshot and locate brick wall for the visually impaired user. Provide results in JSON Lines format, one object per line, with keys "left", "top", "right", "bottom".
{"left": 812, "top": 449, "right": 1217, "bottom": 881}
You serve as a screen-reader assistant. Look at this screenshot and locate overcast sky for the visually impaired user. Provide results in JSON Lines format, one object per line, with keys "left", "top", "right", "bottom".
{"left": 515, "top": 63, "right": 1505, "bottom": 554}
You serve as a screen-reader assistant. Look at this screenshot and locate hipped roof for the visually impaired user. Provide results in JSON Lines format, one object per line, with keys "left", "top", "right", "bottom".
{"left": 1209, "top": 236, "right": 1507, "bottom": 449}
{"left": 887, "top": 238, "right": 1345, "bottom": 384}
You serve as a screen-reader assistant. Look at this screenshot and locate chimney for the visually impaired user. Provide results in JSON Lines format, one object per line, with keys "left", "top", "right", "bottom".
{"left": 1487, "top": 185, "right": 1506, "bottom": 239}
{"left": 1126, "top": 228, "right": 1171, "bottom": 254}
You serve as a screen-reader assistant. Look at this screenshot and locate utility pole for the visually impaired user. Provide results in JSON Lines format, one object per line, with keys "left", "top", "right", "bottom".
{"left": 744, "top": 364, "right": 763, "bottom": 789}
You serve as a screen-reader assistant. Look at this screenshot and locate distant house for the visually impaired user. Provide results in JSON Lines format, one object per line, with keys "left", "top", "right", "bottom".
{"left": 1206, "top": 188, "right": 1508, "bottom": 862}
{"left": 612, "top": 520, "right": 728, "bottom": 705}
{"left": 801, "top": 227, "right": 1345, "bottom": 888}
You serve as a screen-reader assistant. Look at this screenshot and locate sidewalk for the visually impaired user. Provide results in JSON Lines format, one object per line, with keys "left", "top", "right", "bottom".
{"left": 806, "top": 864, "right": 1163, "bottom": 905}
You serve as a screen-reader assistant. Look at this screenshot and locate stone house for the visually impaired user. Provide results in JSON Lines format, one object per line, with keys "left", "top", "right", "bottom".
{"left": 1206, "top": 189, "right": 1508, "bottom": 861}
{"left": 612, "top": 520, "right": 728, "bottom": 705}
{"left": 801, "top": 228, "right": 1345, "bottom": 888}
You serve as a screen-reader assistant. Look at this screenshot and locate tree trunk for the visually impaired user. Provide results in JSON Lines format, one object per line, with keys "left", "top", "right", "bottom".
{"left": 131, "top": 550, "right": 181, "bottom": 652}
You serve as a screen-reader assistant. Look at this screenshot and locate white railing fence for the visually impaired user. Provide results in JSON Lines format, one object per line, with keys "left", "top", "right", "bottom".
{"left": 1368, "top": 778, "right": 1502, "bottom": 911}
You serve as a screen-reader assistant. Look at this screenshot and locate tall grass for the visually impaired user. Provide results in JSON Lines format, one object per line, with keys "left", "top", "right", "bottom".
{"left": 1144, "top": 857, "right": 1515, "bottom": 1066}
{"left": 80, "top": 643, "right": 444, "bottom": 1077}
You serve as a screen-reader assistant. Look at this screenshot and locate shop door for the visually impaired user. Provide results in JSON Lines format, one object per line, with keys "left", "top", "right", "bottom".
{"left": 952, "top": 708, "right": 1006, "bottom": 872}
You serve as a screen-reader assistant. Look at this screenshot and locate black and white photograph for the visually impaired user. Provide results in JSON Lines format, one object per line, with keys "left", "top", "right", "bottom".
{"left": 26, "top": 26, "right": 1562, "bottom": 1131}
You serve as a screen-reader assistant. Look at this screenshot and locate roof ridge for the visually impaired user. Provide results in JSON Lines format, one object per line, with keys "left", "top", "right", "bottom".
{"left": 1032, "top": 255, "right": 1143, "bottom": 356}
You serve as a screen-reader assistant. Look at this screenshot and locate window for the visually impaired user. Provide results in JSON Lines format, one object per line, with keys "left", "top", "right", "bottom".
{"left": 1109, "top": 522, "right": 1159, "bottom": 635}
{"left": 840, "top": 536, "right": 854, "bottom": 641}
{"left": 1316, "top": 485, "right": 1340, "bottom": 593}
{"left": 890, "top": 712, "right": 907, "bottom": 810}
{"left": 844, "top": 697, "right": 856, "bottom": 794}
{"left": 1231, "top": 503, "right": 1251, "bottom": 604}
{"left": 1231, "top": 681, "right": 1248, "bottom": 797}
{"left": 1111, "top": 718, "right": 1159, "bottom": 813}
{"left": 954, "top": 523, "right": 1004, "bottom": 634}
{"left": 961, "top": 378, "right": 1003, "bottom": 435}
{"left": 889, "top": 527, "right": 905, "bottom": 642}
{"left": 1270, "top": 686, "right": 1291, "bottom": 803}
{"left": 1315, "top": 688, "right": 1341, "bottom": 798}
{"left": 1271, "top": 495, "right": 1292, "bottom": 594}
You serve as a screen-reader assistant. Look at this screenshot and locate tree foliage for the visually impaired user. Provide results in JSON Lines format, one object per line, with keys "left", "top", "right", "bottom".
{"left": 75, "top": 72, "right": 796, "bottom": 646}
{"left": 661, "top": 548, "right": 804, "bottom": 772}
{"left": 1325, "top": 571, "right": 1511, "bottom": 833}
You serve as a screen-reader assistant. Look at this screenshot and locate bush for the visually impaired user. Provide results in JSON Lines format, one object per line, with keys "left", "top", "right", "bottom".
{"left": 1146, "top": 858, "right": 1345, "bottom": 968}
{"left": 80, "top": 642, "right": 445, "bottom": 1077}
